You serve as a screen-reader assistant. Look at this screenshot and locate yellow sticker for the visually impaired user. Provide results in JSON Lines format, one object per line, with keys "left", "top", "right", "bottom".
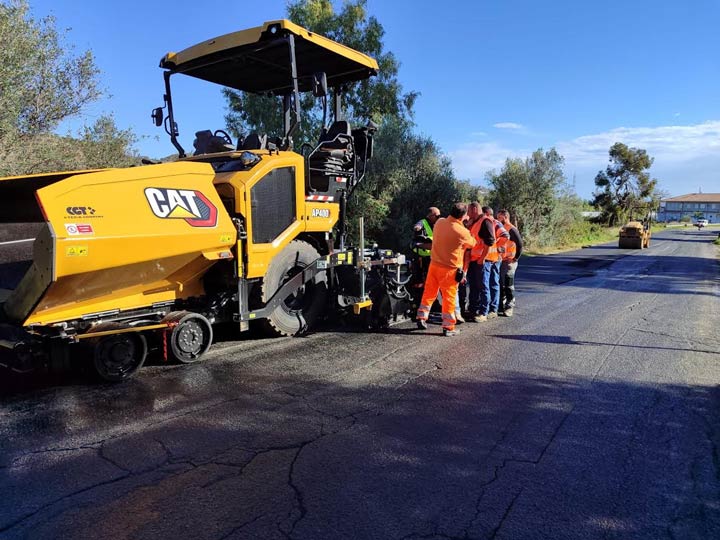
{"left": 220, "top": 233, "right": 233, "bottom": 243}
{"left": 66, "top": 245, "right": 88, "bottom": 257}
{"left": 337, "top": 253, "right": 346, "bottom": 261}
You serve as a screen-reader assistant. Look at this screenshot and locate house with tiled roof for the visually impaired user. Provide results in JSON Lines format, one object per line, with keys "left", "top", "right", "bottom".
{"left": 658, "top": 193, "right": 720, "bottom": 222}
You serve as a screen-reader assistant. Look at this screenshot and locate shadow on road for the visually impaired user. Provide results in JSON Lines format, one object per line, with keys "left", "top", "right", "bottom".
{"left": 518, "top": 250, "right": 719, "bottom": 298}
{"left": 1, "top": 356, "right": 718, "bottom": 540}
{"left": 489, "top": 333, "right": 719, "bottom": 355}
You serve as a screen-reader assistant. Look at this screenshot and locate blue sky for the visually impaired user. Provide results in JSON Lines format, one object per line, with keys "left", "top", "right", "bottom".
{"left": 29, "top": 0, "right": 720, "bottom": 198}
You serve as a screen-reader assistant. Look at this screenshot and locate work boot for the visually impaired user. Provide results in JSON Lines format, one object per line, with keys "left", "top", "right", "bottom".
{"left": 417, "top": 319, "right": 428, "bottom": 330}
{"left": 477, "top": 315, "right": 488, "bottom": 323}
{"left": 455, "top": 313, "right": 465, "bottom": 324}
{"left": 504, "top": 307, "right": 514, "bottom": 317}
{"left": 443, "top": 328, "right": 459, "bottom": 337}
{"left": 487, "top": 312, "right": 498, "bottom": 320}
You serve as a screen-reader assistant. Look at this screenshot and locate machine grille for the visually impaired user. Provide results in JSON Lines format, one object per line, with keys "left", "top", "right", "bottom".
{"left": 251, "top": 167, "right": 296, "bottom": 243}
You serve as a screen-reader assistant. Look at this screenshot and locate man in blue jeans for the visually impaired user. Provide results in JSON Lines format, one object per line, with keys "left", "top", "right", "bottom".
{"left": 466, "top": 204, "right": 496, "bottom": 321}
{"left": 467, "top": 206, "right": 508, "bottom": 321}
{"left": 483, "top": 207, "right": 509, "bottom": 318}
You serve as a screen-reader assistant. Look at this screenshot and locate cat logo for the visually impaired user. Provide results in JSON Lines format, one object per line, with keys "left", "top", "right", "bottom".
{"left": 145, "top": 188, "right": 218, "bottom": 227}
{"left": 311, "top": 208, "right": 330, "bottom": 218}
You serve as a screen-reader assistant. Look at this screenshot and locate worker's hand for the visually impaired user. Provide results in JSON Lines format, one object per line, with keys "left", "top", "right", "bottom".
{"left": 460, "top": 277, "right": 467, "bottom": 285}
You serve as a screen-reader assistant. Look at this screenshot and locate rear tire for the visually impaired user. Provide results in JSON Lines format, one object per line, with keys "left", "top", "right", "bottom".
{"left": 164, "top": 311, "right": 213, "bottom": 364}
{"left": 91, "top": 332, "right": 147, "bottom": 382}
{"left": 261, "top": 240, "right": 327, "bottom": 336}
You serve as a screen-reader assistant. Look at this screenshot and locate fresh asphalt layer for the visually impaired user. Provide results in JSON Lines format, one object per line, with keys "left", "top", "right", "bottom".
{"left": 1, "top": 227, "right": 718, "bottom": 539}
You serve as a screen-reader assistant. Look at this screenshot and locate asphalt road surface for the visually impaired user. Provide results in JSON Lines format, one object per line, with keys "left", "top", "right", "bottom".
{"left": 1, "top": 227, "right": 719, "bottom": 540}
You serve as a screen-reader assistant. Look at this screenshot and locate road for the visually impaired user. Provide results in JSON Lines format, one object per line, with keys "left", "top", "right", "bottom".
{"left": 1, "top": 227, "right": 719, "bottom": 540}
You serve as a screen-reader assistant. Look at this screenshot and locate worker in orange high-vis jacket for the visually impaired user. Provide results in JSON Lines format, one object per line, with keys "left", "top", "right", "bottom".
{"left": 465, "top": 202, "right": 488, "bottom": 321}
{"left": 472, "top": 206, "right": 509, "bottom": 322}
{"left": 497, "top": 209, "right": 523, "bottom": 317}
{"left": 416, "top": 203, "right": 476, "bottom": 336}
{"left": 466, "top": 205, "right": 508, "bottom": 321}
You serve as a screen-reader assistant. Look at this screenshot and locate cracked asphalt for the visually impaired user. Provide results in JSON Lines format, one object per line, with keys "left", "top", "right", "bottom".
{"left": 1, "top": 227, "right": 719, "bottom": 540}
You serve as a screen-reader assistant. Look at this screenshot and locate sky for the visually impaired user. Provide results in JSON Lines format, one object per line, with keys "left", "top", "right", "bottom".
{"left": 27, "top": 0, "right": 720, "bottom": 199}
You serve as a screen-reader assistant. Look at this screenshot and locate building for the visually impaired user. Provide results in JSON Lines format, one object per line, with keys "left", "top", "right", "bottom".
{"left": 658, "top": 193, "right": 720, "bottom": 223}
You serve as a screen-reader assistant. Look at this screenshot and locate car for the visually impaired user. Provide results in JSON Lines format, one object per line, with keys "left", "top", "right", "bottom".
{"left": 695, "top": 219, "right": 709, "bottom": 229}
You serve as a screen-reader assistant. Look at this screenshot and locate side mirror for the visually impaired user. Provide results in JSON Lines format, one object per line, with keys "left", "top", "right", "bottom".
{"left": 312, "top": 72, "right": 327, "bottom": 97}
{"left": 151, "top": 107, "right": 164, "bottom": 127}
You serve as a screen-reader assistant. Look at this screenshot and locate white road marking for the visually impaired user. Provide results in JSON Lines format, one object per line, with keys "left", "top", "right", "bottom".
{"left": 0, "top": 238, "right": 34, "bottom": 246}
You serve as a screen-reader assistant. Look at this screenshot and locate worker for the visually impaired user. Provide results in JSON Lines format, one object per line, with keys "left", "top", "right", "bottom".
{"left": 496, "top": 210, "right": 523, "bottom": 317}
{"left": 485, "top": 207, "right": 510, "bottom": 318}
{"left": 464, "top": 202, "right": 485, "bottom": 320}
{"left": 416, "top": 203, "right": 476, "bottom": 336}
{"left": 411, "top": 207, "right": 465, "bottom": 324}
{"left": 467, "top": 206, "right": 507, "bottom": 321}
{"left": 410, "top": 207, "right": 441, "bottom": 314}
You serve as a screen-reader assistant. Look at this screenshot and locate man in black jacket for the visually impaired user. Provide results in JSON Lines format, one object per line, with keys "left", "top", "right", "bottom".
{"left": 497, "top": 209, "right": 523, "bottom": 316}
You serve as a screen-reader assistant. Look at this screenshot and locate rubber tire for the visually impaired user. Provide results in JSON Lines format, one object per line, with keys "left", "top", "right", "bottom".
{"left": 167, "top": 312, "right": 213, "bottom": 364}
{"left": 92, "top": 332, "right": 147, "bottom": 382}
{"left": 261, "top": 240, "right": 327, "bottom": 336}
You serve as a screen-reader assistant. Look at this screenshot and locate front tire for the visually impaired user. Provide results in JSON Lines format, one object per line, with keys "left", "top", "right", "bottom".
{"left": 261, "top": 240, "right": 327, "bottom": 336}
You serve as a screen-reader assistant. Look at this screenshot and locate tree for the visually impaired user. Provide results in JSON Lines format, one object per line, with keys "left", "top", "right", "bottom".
{"left": 0, "top": 0, "right": 137, "bottom": 175}
{"left": 359, "top": 117, "right": 483, "bottom": 251}
{"left": 223, "top": 0, "right": 417, "bottom": 147}
{"left": 592, "top": 142, "right": 658, "bottom": 226}
{"left": 486, "top": 148, "right": 566, "bottom": 240}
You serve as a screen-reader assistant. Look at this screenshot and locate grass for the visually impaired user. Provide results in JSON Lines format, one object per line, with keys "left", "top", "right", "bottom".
{"left": 524, "top": 225, "right": 620, "bottom": 256}
{"left": 519, "top": 220, "right": 720, "bottom": 257}
{"left": 525, "top": 222, "right": 720, "bottom": 256}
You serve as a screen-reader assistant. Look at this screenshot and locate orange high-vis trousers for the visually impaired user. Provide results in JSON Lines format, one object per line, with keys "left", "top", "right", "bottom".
{"left": 416, "top": 262, "right": 459, "bottom": 331}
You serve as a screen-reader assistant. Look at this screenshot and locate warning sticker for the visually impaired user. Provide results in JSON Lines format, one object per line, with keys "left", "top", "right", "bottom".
{"left": 65, "top": 223, "right": 94, "bottom": 235}
{"left": 66, "top": 246, "right": 88, "bottom": 257}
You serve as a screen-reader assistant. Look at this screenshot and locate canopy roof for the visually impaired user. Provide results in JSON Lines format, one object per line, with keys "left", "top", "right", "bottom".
{"left": 160, "top": 19, "right": 378, "bottom": 95}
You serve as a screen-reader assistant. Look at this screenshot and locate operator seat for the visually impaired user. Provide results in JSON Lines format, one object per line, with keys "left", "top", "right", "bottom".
{"left": 318, "top": 120, "right": 352, "bottom": 149}
{"left": 238, "top": 133, "right": 267, "bottom": 151}
{"left": 308, "top": 121, "right": 354, "bottom": 192}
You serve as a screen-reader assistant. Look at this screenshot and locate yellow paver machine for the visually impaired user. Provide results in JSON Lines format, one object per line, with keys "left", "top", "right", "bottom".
{"left": 0, "top": 20, "right": 411, "bottom": 381}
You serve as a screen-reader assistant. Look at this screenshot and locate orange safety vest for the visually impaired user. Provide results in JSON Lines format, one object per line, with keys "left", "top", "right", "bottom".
{"left": 470, "top": 216, "right": 499, "bottom": 262}
{"left": 498, "top": 236, "right": 516, "bottom": 261}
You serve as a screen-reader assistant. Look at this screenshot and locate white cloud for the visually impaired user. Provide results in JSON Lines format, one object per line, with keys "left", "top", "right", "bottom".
{"left": 448, "top": 120, "right": 720, "bottom": 196}
{"left": 493, "top": 122, "right": 525, "bottom": 130}
{"left": 556, "top": 121, "right": 720, "bottom": 167}
{"left": 449, "top": 141, "right": 527, "bottom": 180}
